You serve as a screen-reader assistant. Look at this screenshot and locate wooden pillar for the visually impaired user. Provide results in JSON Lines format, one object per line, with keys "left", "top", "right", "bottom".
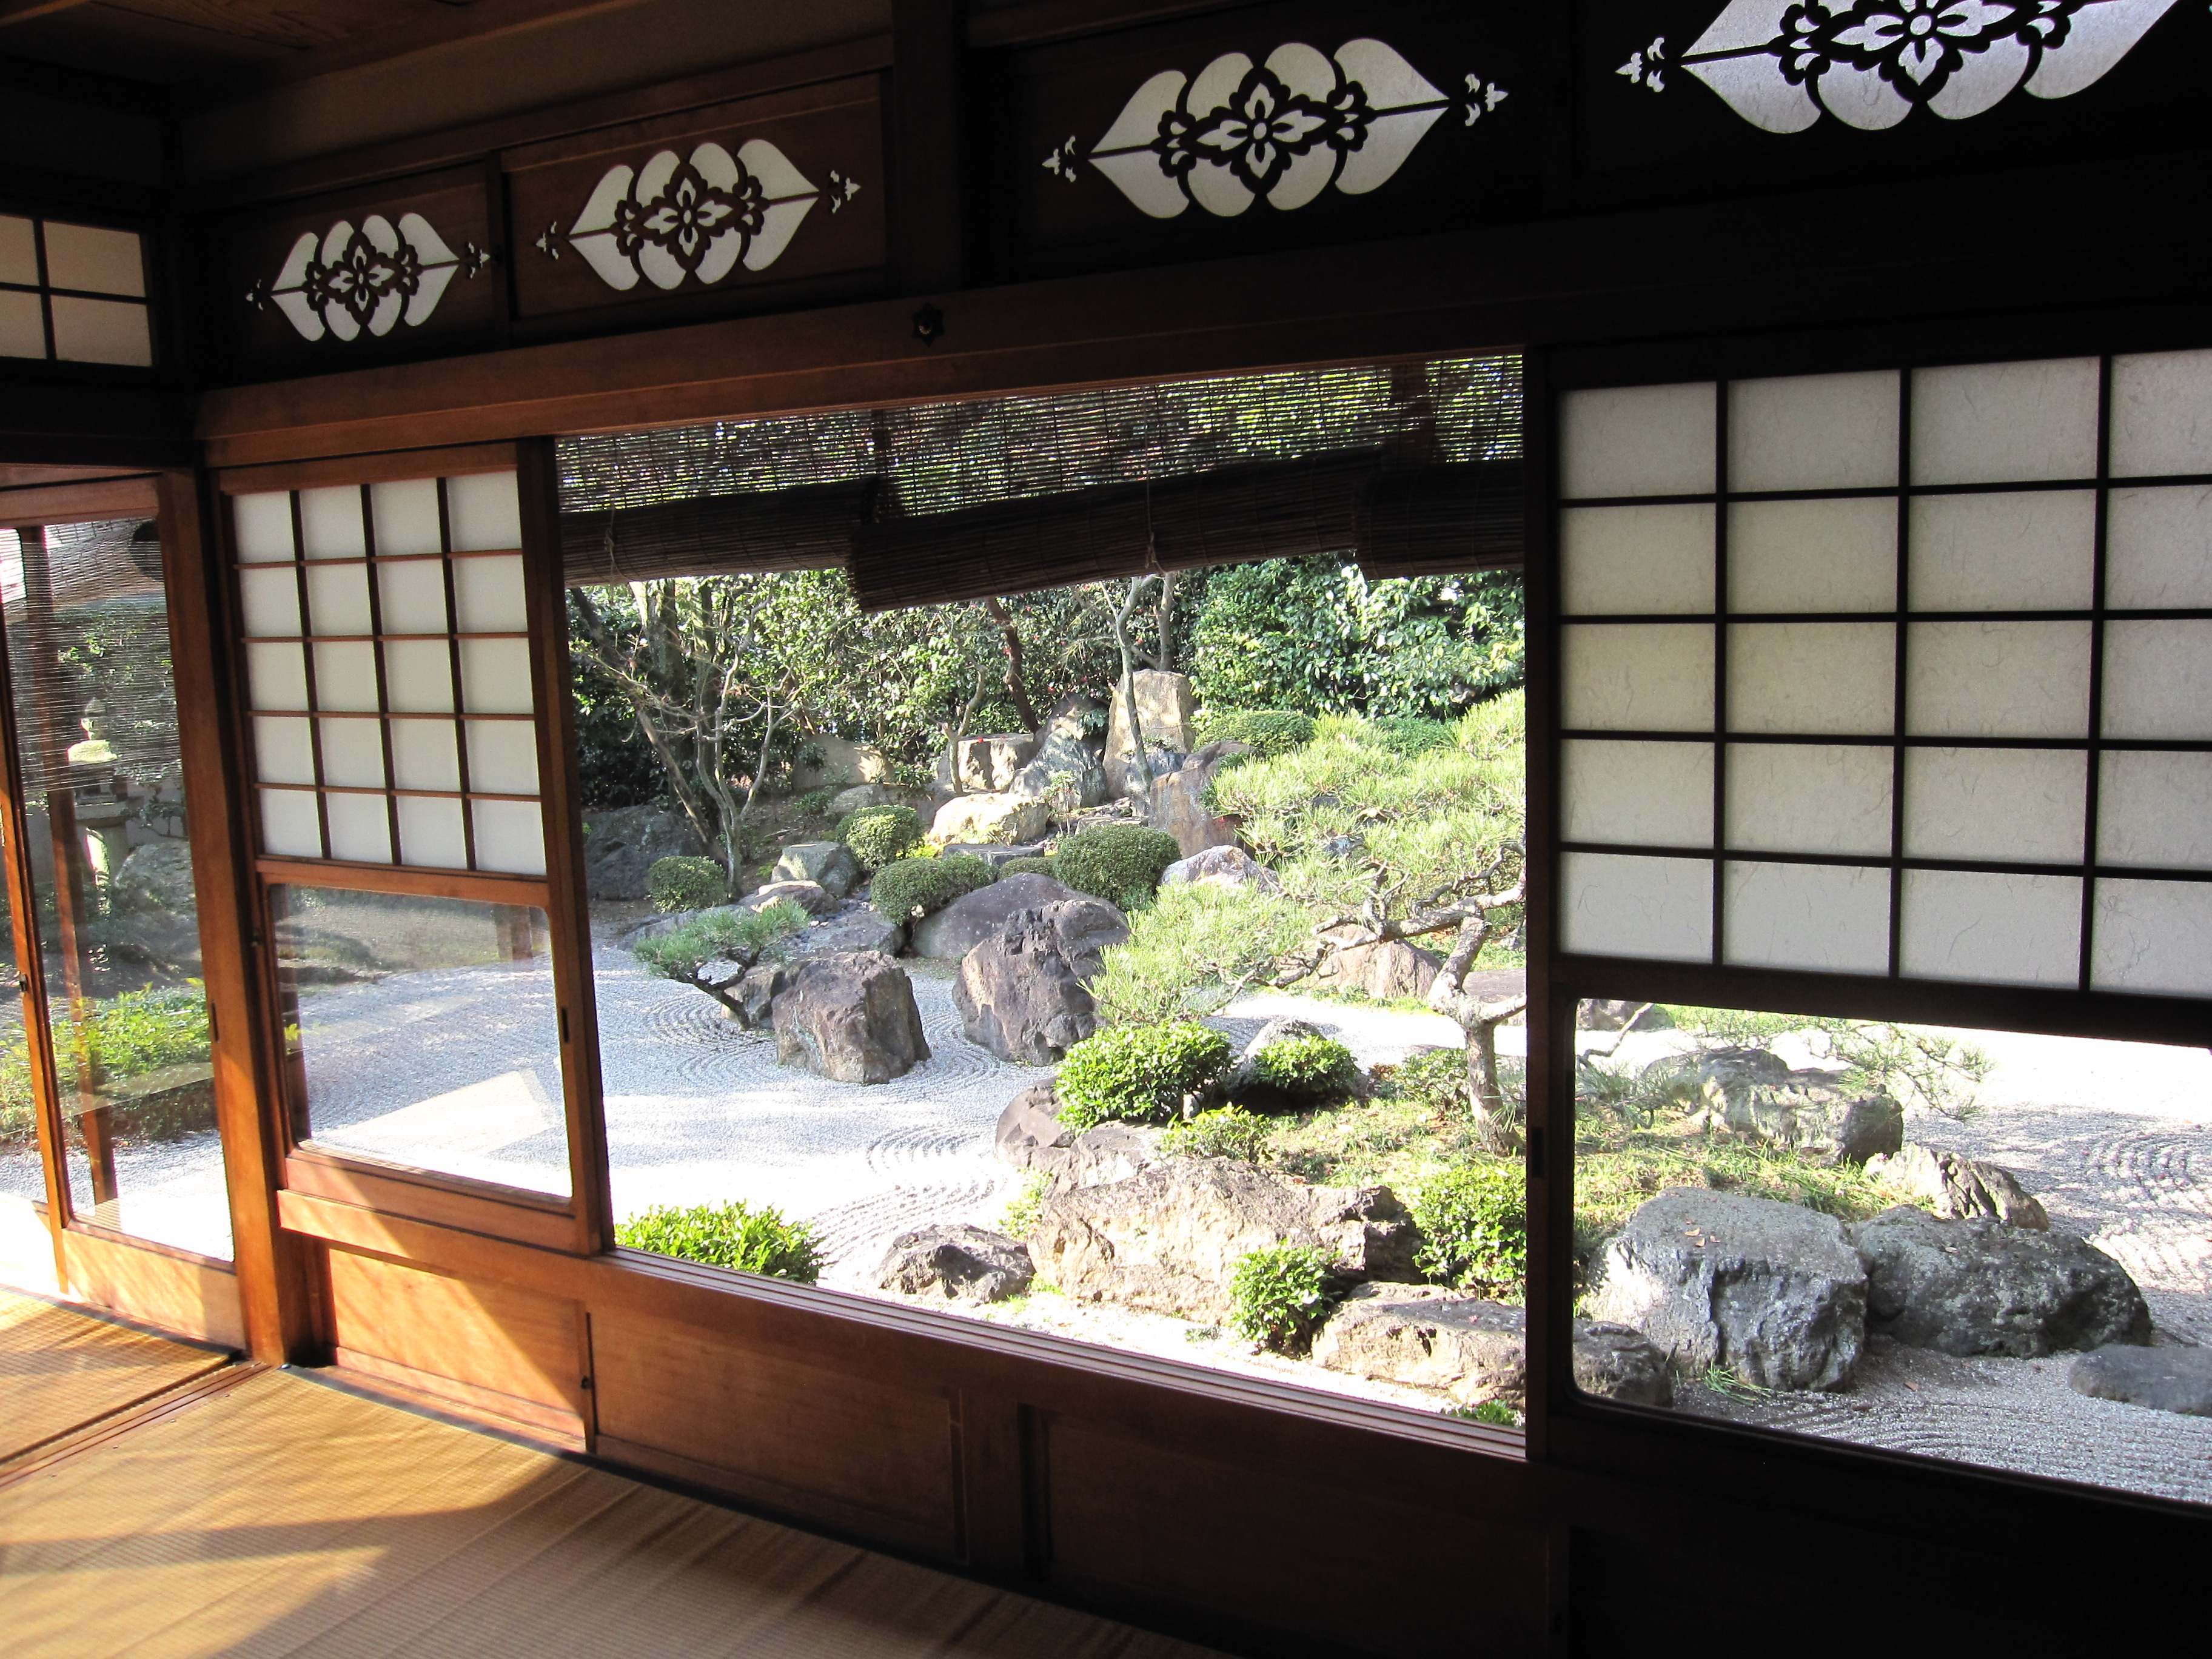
{"left": 890, "top": 0, "right": 966, "bottom": 295}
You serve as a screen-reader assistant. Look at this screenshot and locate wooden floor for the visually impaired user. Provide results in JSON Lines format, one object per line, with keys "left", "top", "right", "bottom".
{"left": 0, "top": 1290, "right": 231, "bottom": 1465}
{"left": 0, "top": 1339, "right": 1220, "bottom": 1659}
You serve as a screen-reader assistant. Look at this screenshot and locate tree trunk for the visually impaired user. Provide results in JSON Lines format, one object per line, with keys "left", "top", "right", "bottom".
{"left": 982, "top": 595, "right": 1041, "bottom": 732}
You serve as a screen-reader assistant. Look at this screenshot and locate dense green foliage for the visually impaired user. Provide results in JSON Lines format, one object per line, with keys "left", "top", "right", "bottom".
{"left": 1411, "top": 1161, "right": 1527, "bottom": 1294}
{"left": 997, "top": 855, "right": 1057, "bottom": 879}
{"left": 646, "top": 856, "right": 728, "bottom": 912}
{"left": 615, "top": 1200, "right": 826, "bottom": 1282}
{"left": 1159, "top": 1106, "right": 1275, "bottom": 1163}
{"left": 1657, "top": 1006, "right": 1993, "bottom": 1119}
{"left": 1087, "top": 885, "right": 1310, "bottom": 1026}
{"left": 1248, "top": 1036, "right": 1362, "bottom": 1105}
{"left": 870, "top": 854, "right": 993, "bottom": 922}
{"left": 1054, "top": 1022, "right": 1233, "bottom": 1130}
{"left": 0, "top": 984, "right": 215, "bottom": 1147}
{"left": 1379, "top": 1047, "right": 1474, "bottom": 1116}
{"left": 1188, "top": 559, "right": 1523, "bottom": 720}
{"left": 1367, "top": 716, "right": 1456, "bottom": 756}
{"left": 1052, "top": 824, "right": 1181, "bottom": 910}
{"left": 568, "top": 629, "right": 668, "bottom": 808}
{"left": 1227, "top": 1243, "right": 1339, "bottom": 1353}
{"left": 1191, "top": 709, "right": 1315, "bottom": 759}
{"left": 838, "top": 804, "right": 923, "bottom": 870}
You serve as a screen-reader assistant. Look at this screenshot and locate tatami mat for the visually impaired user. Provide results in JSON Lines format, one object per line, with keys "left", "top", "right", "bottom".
{"left": 0, "top": 1366, "right": 1219, "bottom": 1658}
{"left": 0, "top": 1290, "right": 231, "bottom": 1465}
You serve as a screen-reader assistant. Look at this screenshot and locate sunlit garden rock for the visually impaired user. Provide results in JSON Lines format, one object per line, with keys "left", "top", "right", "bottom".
{"left": 770, "top": 951, "right": 931, "bottom": 1084}
{"left": 875, "top": 1223, "right": 1034, "bottom": 1302}
{"left": 954, "top": 909, "right": 1099, "bottom": 1064}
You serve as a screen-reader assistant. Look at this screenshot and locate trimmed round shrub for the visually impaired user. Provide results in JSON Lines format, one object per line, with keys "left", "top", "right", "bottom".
{"left": 997, "top": 855, "right": 1057, "bottom": 879}
{"left": 1228, "top": 1243, "right": 1339, "bottom": 1352}
{"left": 1248, "top": 1035, "right": 1362, "bottom": 1105}
{"left": 1196, "top": 709, "right": 1315, "bottom": 759}
{"left": 870, "top": 853, "right": 992, "bottom": 922}
{"left": 615, "top": 1200, "right": 825, "bottom": 1283}
{"left": 1055, "top": 1021, "right": 1232, "bottom": 1130}
{"left": 838, "top": 804, "right": 923, "bottom": 870}
{"left": 1159, "top": 1105, "right": 1273, "bottom": 1164}
{"left": 1054, "top": 824, "right": 1181, "bottom": 910}
{"left": 646, "top": 855, "right": 726, "bottom": 913}
{"left": 1368, "top": 716, "right": 1455, "bottom": 757}
{"left": 1412, "top": 1161, "right": 1527, "bottom": 1293}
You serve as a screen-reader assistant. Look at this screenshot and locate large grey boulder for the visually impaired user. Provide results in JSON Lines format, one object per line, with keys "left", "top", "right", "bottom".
{"left": 1868, "top": 1143, "right": 2048, "bottom": 1229}
{"left": 2069, "top": 1345, "right": 2212, "bottom": 1416}
{"left": 994, "top": 1083, "right": 1156, "bottom": 1187}
{"left": 787, "top": 902, "right": 904, "bottom": 959}
{"left": 770, "top": 951, "right": 930, "bottom": 1084}
{"left": 1672, "top": 1048, "right": 1903, "bottom": 1166}
{"left": 1039, "top": 897, "right": 1130, "bottom": 982}
{"left": 1161, "top": 843, "right": 1281, "bottom": 893}
{"left": 1031, "top": 1158, "right": 1419, "bottom": 1322}
{"left": 826, "top": 782, "right": 931, "bottom": 818}
{"left": 933, "top": 732, "right": 1040, "bottom": 797}
{"left": 1144, "top": 766, "right": 1241, "bottom": 858}
{"left": 1573, "top": 1322, "right": 1674, "bottom": 1406}
{"left": 1849, "top": 1206, "right": 2151, "bottom": 1357}
{"left": 1312, "top": 1285, "right": 1528, "bottom": 1404}
{"left": 773, "top": 841, "right": 861, "bottom": 900}
{"left": 581, "top": 803, "right": 706, "bottom": 900}
{"left": 1105, "top": 670, "right": 1196, "bottom": 797}
{"left": 908, "top": 872, "right": 1089, "bottom": 961}
{"left": 791, "top": 736, "right": 891, "bottom": 793}
{"left": 1589, "top": 1188, "right": 1866, "bottom": 1392}
{"left": 740, "top": 880, "right": 836, "bottom": 917}
{"left": 1008, "top": 694, "right": 1109, "bottom": 814}
{"left": 1311, "top": 938, "right": 1447, "bottom": 1001}
{"left": 930, "top": 791, "right": 1051, "bottom": 847}
{"left": 939, "top": 842, "right": 1046, "bottom": 871}
{"left": 875, "top": 1224, "right": 1034, "bottom": 1302}
{"left": 954, "top": 909, "right": 1099, "bottom": 1064}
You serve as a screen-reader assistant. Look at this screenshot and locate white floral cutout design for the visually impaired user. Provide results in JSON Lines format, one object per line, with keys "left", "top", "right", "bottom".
{"left": 540, "top": 139, "right": 848, "bottom": 292}
{"left": 1635, "top": 0, "right": 2177, "bottom": 131}
{"left": 249, "top": 213, "right": 488, "bottom": 343}
{"left": 1086, "top": 39, "right": 1501, "bottom": 219}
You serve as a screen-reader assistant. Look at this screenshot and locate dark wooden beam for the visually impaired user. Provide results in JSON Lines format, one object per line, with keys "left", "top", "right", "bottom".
{"left": 890, "top": 0, "right": 965, "bottom": 295}
{"left": 0, "top": 0, "right": 92, "bottom": 28}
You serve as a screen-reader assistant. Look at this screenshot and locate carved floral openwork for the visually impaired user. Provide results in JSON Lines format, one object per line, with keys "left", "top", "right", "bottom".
{"left": 1078, "top": 39, "right": 1504, "bottom": 219}
{"left": 535, "top": 139, "right": 856, "bottom": 292}
{"left": 1626, "top": 0, "right": 2176, "bottom": 131}
{"left": 247, "top": 213, "right": 489, "bottom": 343}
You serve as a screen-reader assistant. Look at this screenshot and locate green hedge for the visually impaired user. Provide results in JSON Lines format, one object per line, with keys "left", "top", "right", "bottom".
{"left": 615, "top": 1201, "right": 825, "bottom": 1282}
{"left": 647, "top": 856, "right": 726, "bottom": 912}
{"left": 997, "top": 855, "right": 1057, "bottom": 880}
{"left": 1055, "top": 1021, "right": 1231, "bottom": 1130}
{"left": 870, "top": 854, "right": 993, "bottom": 922}
{"left": 837, "top": 804, "right": 923, "bottom": 870}
{"left": 1248, "top": 1035, "right": 1362, "bottom": 1105}
{"left": 1053, "top": 824, "right": 1181, "bottom": 910}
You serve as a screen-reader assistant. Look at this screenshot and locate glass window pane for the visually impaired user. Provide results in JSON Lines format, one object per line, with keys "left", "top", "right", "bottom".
{"left": 1561, "top": 505, "right": 1712, "bottom": 615}
{"left": 1729, "top": 370, "right": 1899, "bottom": 492}
{"left": 271, "top": 885, "right": 567, "bottom": 1197}
{"left": 4, "top": 520, "right": 229, "bottom": 1259}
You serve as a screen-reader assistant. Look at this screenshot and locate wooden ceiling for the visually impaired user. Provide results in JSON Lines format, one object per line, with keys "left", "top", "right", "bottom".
{"left": 0, "top": 0, "right": 645, "bottom": 93}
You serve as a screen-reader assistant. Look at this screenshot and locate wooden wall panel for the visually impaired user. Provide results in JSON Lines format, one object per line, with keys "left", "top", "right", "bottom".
{"left": 1042, "top": 1419, "right": 1547, "bottom": 1657}
{"left": 326, "top": 1249, "right": 585, "bottom": 1436}
{"left": 590, "top": 1307, "right": 960, "bottom": 1559}
{"left": 62, "top": 1229, "right": 246, "bottom": 1351}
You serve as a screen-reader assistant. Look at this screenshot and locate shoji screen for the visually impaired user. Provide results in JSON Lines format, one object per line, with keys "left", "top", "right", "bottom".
{"left": 1558, "top": 351, "right": 2212, "bottom": 998}
{"left": 232, "top": 471, "right": 545, "bottom": 877}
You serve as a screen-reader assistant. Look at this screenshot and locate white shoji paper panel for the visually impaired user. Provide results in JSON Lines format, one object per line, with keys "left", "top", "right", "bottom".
{"left": 2106, "top": 486, "right": 2212, "bottom": 609}
{"left": 381, "top": 640, "right": 455, "bottom": 711}
{"left": 237, "top": 568, "right": 301, "bottom": 637}
{"left": 0, "top": 290, "right": 42, "bottom": 358}
{"left": 471, "top": 800, "right": 546, "bottom": 876}
{"left": 260, "top": 789, "right": 321, "bottom": 858}
{"left": 458, "top": 638, "right": 534, "bottom": 714}
{"left": 397, "top": 796, "right": 468, "bottom": 868}
{"left": 1726, "top": 743, "right": 1893, "bottom": 856}
{"left": 1729, "top": 370, "right": 1900, "bottom": 492}
{"left": 0, "top": 216, "right": 32, "bottom": 284}
{"left": 1903, "top": 747, "right": 2086, "bottom": 864}
{"left": 324, "top": 793, "right": 393, "bottom": 864}
{"left": 390, "top": 719, "right": 461, "bottom": 791}
{"left": 311, "top": 641, "right": 379, "bottom": 712}
{"left": 252, "top": 716, "right": 315, "bottom": 786}
{"left": 233, "top": 493, "right": 295, "bottom": 563}
{"left": 316, "top": 717, "right": 386, "bottom": 789}
{"left": 1908, "top": 491, "right": 2095, "bottom": 611}
{"left": 297, "top": 486, "right": 366, "bottom": 558}
{"left": 42, "top": 222, "right": 144, "bottom": 296}
{"left": 369, "top": 478, "right": 443, "bottom": 556}
{"left": 1729, "top": 623, "right": 1894, "bottom": 734}
{"left": 245, "top": 642, "right": 308, "bottom": 711}
{"left": 1899, "top": 869, "right": 2082, "bottom": 986}
{"left": 1561, "top": 384, "right": 1715, "bottom": 498}
{"left": 377, "top": 560, "right": 450, "bottom": 633}
{"left": 1906, "top": 621, "right": 2092, "bottom": 737}
{"left": 1563, "top": 625, "right": 1714, "bottom": 731}
{"left": 1562, "top": 739, "right": 1712, "bottom": 847}
{"left": 1910, "top": 359, "right": 2099, "bottom": 485}
{"left": 1723, "top": 860, "right": 1890, "bottom": 974}
{"left": 1561, "top": 851, "right": 1713, "bottom": 960}
{"left": 2111, "top": 349, "right": 2212, "bottom": 478}
{"left": 2091, "top": 879, "right": 2212, "bottom": 996}
{"left": 2097, "top": 752, "right": 2212, "bottom": 870}
{"left": 1728, "top": 497, "right": 1895, "bottom": 614}
{"left": 304, "top": 561, "right": 373, "bottom": 635}
{"left": 49, "top": 299, "right": 150, "bottom": 367}
{"left": 464, "top": 719, "right": 540, "bottom": 796}
{"left": 446, "top": 472, "right": 522, "bottom": 551}
{"left": 2101, "top": 621, "right": 2212, "bottom": 740}
{"left": 1561, "top": 505, "right": 1714, "bottom": 614}
{"left": 453, "top": 554, "right": 529, "bottom": 632}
